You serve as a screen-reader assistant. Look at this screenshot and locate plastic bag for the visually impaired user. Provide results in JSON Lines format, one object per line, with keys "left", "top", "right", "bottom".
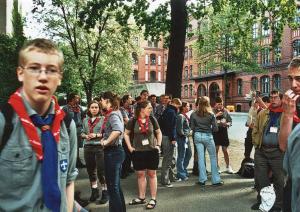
{"left": 259, "top": 184, "right": 276, "bottom": 212}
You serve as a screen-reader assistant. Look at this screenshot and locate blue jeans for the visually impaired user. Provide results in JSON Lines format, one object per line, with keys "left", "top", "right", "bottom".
{"left": 104, "top": 147, "right": 126, "bottom": 212}
{"left": 194, "top": 132, "right": 221, "bottom": 184}
{"left": 176, "top": 136, "right": 192, "bottom": 179}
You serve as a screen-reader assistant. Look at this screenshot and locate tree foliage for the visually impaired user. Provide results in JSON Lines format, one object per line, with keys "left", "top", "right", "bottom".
{"left": 33, "top": 0, "right": 137, "bottom": 102}
{"left": 0, "top": 0, "right": 25, "bottom": 103}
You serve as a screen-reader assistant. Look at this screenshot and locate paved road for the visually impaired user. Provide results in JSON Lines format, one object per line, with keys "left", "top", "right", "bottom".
{"left": 76, "top": 168, "right": 257, "bottom": 212}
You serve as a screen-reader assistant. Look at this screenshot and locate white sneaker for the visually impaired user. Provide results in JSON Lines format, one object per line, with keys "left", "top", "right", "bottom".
{"left": 217, "top": 166, "right": 221, "bottom": 174}
{"left": 226, "top": 165, "right": 234, "bottom": 174}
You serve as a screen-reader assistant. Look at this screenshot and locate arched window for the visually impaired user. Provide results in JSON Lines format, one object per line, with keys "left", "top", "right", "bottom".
{"left": 184, "top": 46, "right": 188, "bottom": 59}
{"left": 132, "top": 52, "right": 138, "bottom": 64}
{"left": 189, "top": 84, "right": 193, "bottom": 97}
{"left": 251, "top": 77, "right": 258, "bottom": 90}
{"left": 189, "top": 65, "right": 193, "bottom": 78}
{"left": 197, "top": 84, "right": 206, "bottom": 96}
{"left": 150, "top": 54, "right": 156, "bottom": 65}
{"left": 184, "top": 85, "right": 188, "bottom": 97}
{"left": 273, "top": 74, "right": 281, "bottom": 90}
{"left": 133, "top": 70, "right": 138, "bottom": 81}
{"left": 293, "top": 40, "right": 300, "bottom": 57}
{"left": 184, "top": 66, "right": 189, "bottom": 79}
{"left": 237, "top": 79, "right": 243, "bottom": 96}
{"left": 261, "top": 76, "right": 270, "bottom": 94}
{"left": 150, "top": 71, "right": 156, "bottom": 82}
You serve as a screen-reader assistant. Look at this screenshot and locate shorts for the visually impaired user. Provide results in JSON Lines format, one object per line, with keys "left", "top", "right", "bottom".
{"left": 213, "top": 127, "right": 230, "bottom": 147}
{"left": 132, "top": 149, "right": 159, "bottom": 171}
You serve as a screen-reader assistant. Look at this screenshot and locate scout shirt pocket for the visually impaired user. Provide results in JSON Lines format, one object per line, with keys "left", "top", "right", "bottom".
{"left": 0, "top": 147, "right": 35, "bottom": 189}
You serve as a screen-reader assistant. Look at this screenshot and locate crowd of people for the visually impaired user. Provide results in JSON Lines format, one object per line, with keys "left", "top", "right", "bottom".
{"left": 0, "top": 38, "right": 300, "bottom": 212}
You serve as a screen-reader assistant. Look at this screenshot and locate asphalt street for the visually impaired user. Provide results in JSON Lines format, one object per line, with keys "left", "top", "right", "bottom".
{"left": 76, "top": 167, "right": 257, "bottom": 212}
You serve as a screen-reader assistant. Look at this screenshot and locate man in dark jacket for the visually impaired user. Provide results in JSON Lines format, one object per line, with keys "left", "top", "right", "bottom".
{"left": 160, "top": 98, "right": 182, "bottom": 187}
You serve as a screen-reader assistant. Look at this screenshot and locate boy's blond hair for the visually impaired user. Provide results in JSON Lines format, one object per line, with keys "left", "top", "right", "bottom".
{"left": 18, "top": 38, "right": 64, "bottom": 70}
{"left": 171, "top": 98, "right": 182, "bottom": 106}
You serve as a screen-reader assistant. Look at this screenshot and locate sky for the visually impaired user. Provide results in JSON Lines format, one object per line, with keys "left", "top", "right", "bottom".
{"left": 21, "top": 0, "right": 170, "bottom": 38}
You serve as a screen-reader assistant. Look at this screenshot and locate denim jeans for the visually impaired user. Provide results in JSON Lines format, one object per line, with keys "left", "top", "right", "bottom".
{"left": 104, "top": 146, "right": 126, "bottom": 212}
{"left": 194, "top": 132, "right": 221, "bottom": 184}
{"left": 176, "top": 136, "right": 192, "bottom": 179}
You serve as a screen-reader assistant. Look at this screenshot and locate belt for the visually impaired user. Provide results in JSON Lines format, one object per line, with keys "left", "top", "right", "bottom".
{"left": 84, "top": 144, "right": 102, "bottom": 148}
{"left": 104, "top": 144, "right": 122, "bottom": 151}
{"left": 261, "top": 144, "right": 279, "bottom": 149}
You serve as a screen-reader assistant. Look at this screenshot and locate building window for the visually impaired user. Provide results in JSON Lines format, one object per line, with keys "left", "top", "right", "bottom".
{"left": 198, "top": 84, "right": 206, "bottom": 96}
{"left": 204, "top": 61, "right": 208, "bottom": 74}
{"left": 189, "top": 65, "right": 193, "bottom": 78}
{"left": 261, "top": 48, "right": 270, "bottom": 66}
{"left": 273, "top": 74, "right": 281, "bottom": 90}
{"left": 261, "top": 76, "right": 270, "bottom": 94}
{"left": 184, "top": 66, "right": 189, "bottom": 80}
{"left": 253, "top": 23, "right": 258, "bottom": 39}
{"left": 164, "top": 54, "right": 168, "bottom": 64}
{"left": 184, "top": 85, "right": 188, "bottom": 97}
{"left": 251, "top": 77, "right": 258, "bottom": 90}
{"left": 154, "top": 41, "right": 158, "bottom": 48}
{"left": 262, "top": 21, "right": 270, "bottom": 37}
{"left": 158, "top": 55, "right": 161, "bottom": 66}
{"left": 132, "top": 52, "right": 138, "bottom": 64}
{"left": 145, "top": 71, "right": 148, "bottom": 81}
{"left": 189, "top": 85, "right": 193, "bottom": 97}
{"left": 189, "top": 47, "right": 193, "bottom": 58}
{"left": 274, "top": 47, "right": 281, "bottom": 64}
{"left": 145, "top": 54, "right": 149, "bottom": 65}
{"left": 184, "top": 47, "right": 188, "bottom": 59}
{"left": 237, "top": 79, "right": 243, "bottom": 96}
{"left": 150, "top": 71, "right": 156, "bottom": 82}
{"left": 133, "top": 70, "right": 138, "bottom": 81}
{"left": 150, "top": 54, "right": 156, "bottom": 65}
{"left": 293, "top": 40, "right": 300, "bottom": 57}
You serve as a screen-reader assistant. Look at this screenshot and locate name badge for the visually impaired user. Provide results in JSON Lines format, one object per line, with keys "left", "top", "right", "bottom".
{"left": 142, "top": 139, "right": 149, "bottom": 146}
{"left": 270, "top": 127, "right": 278, "bottom": 133}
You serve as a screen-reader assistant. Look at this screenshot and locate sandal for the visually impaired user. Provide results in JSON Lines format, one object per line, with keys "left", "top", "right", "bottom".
{"left": 146, "top": 199, "right": 157, "bottom": 210}
{"left": 129, "top": 197, "right": 146, "bottom": 205}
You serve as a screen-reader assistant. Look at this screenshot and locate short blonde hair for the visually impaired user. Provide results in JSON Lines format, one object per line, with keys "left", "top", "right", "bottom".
{"left": 171, "top": 98, "right": 182, "bottom": 106}
{"left": 18, "top": 38, "right": 64, "bottom": 70}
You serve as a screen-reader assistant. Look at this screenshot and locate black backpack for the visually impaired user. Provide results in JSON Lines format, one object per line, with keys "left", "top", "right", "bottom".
{"left": 0, "top": 102, "right": 72, "bottom": 154}
{"left": 237, "top": 157, "right": 255, "bottom": 178}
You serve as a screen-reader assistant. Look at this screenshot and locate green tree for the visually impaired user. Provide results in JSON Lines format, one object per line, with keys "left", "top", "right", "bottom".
{"left": 0, "top": 0, "right": 25, "bottom": 103}
{"left": 33, "top": 0, "right": 137, "bottom": 102}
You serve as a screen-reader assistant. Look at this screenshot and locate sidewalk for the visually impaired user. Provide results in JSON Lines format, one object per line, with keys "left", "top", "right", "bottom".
{"left": 75, "top": 139, "right": 257, "bottom": 212}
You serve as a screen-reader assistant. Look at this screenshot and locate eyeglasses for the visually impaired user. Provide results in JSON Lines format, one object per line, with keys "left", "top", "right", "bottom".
{"left": 21, "top": 65, "right": 61, "bottom": 77}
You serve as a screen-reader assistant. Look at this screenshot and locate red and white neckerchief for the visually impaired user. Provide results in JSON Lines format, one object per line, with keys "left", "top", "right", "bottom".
{"left": 101, "top": 109, "right": 113, "bottom": 133}
{"left": 293, "top": 112, "right": 300, "bottom": 124}
{"left": 182, "top": 113, "right": 190, "bottom": 122}
{"left": 137, "top": 116, "right": 150, "bottom": 134}
{"left": 8, "top": 89, "right": 65, "bottom": 160}
{"left": 88, "top": 117, "right": 100, "bottom": 133}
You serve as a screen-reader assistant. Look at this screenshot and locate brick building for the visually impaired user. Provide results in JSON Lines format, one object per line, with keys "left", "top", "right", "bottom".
{"left": 129, "top": 37, "right": 167, "bottom": 98}
{"left": 131, "top": 8, "right": 300, "bottom": 111}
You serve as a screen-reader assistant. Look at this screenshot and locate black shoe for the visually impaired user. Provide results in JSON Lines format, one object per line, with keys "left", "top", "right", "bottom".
{"left": 195, "top": 181, "right": 205, "bottom": 187}
{"left": 75, "top": 191, "right": 89, "bottom": 207}
{"left": 212, "top": 181, "right": 224, "bottom": 186}
{"left": 98, "top": 190, "right": 109, "bottom": 204}
{"left": 251, "top": 202, "right": 260, "bottom": 210}
{"left": 89, "top": 188, "right": 100, "bottom": 202}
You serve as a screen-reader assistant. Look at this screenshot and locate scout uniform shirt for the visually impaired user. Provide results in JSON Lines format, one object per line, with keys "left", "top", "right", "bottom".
{"left": 0, "top": 94, "right": 78, "bottom": 212}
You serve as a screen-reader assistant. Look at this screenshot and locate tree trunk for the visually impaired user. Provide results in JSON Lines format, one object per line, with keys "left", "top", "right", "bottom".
{"left": 165, "top": 0, "right": 187, "bottom": 98}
